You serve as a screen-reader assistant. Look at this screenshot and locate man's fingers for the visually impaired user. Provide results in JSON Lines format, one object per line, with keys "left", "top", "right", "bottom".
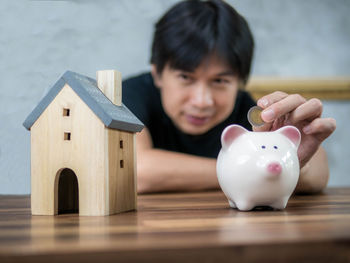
{"left": 303, "top": 117, "right": 336, "bottom": 140}
{"left": 252, "top": 122, "right": 272, "bottom": 132}
{"left": 257, "top": 91, "right": 288, "bottom": 109}
{"left": 289, "top": 98, "right": 323, "bottom": 124}
{"left": 260, "top": 94, "right": 307, "bottom": 123}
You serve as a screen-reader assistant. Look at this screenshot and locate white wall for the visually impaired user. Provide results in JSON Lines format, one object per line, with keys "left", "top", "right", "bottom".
{"left": 1, "top": 0, "right": 349, "bottom": 194}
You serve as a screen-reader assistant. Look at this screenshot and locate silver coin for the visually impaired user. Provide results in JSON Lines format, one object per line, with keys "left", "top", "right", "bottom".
{"left": 247, "top": 106, "right": 265, "bottom": 127}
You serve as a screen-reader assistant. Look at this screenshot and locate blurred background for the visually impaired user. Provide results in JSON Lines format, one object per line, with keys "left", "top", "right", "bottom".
{"left": 0, "top": 0, "right": 349, "bottom": 194}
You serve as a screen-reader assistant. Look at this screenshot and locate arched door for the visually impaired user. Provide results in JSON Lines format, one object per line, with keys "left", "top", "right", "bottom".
{"left": 57, "top": 168, "right": 79, "bottom": 214}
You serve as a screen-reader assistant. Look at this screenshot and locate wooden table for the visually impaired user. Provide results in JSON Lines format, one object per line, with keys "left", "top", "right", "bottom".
{"left": 0, "top": 188, "right": 349, "bottom": 263}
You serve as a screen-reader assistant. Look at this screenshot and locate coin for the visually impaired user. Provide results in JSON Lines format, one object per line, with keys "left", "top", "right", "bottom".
{"left": 247, "top": 106, "right": 265, "bottom": 127}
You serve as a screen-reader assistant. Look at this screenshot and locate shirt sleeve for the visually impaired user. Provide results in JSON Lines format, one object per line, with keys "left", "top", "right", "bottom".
{"left": 122, "top": 74, "right": 153, "bottom": 128}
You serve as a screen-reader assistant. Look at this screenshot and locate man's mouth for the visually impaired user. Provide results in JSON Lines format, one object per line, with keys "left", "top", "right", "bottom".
{"left": 185, "top": 114, "right": 211, "bottom": 126}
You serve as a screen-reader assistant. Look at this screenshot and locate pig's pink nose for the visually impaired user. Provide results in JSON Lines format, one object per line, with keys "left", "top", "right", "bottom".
{"left": 267, "top": 162, "right": 282, "bottom": 175}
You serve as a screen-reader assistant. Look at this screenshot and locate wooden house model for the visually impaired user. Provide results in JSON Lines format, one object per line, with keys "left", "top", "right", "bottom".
{"left": 23, "top": 70, "right": 144, "bottom": 216}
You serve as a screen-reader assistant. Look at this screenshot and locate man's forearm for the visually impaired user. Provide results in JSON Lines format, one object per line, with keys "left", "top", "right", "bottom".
{"left": 295, "top": 146, "right": 329, "bottom": 194}
{"left": 137, "top": 149, "right": 219, "bottom": 193}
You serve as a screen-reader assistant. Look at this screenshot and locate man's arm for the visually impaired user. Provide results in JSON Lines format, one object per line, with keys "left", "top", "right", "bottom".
{"left": 136, "top": 128, "right": 219, "bottom": 193}
{"left": 136, "top": 128, "right": 330, "bottom": 194}
{"left": 294, "top": 146, "right": 329, "bottom": 194}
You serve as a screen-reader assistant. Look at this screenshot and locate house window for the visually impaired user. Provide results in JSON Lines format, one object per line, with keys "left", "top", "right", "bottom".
{"left": 119, "top": 140, "right": 123, "bottom": 149}
{"left": 64, "top": 132, "right": 71, "bottom": 141}
{"left": 120, "top": 160, "right": 124, "bottom": 168}
{"left": 63, "top": 108, "right": 70, "bottom": 116}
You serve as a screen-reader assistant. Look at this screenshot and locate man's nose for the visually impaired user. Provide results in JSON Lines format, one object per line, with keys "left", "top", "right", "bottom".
{"left": 190, "top": 83, "right": 214, "bottom": 108}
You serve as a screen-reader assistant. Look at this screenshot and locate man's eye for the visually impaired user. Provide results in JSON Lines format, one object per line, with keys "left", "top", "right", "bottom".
{"left": 213, "top": 78, "right": 228, "bottom": 84}
{"left": 179, "top": 73, "right": 190, "bottom": 80}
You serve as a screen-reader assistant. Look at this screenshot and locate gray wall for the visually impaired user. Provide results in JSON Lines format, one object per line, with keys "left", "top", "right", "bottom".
{"left": 1, "top": 0, "right": 349, "bottom": 194}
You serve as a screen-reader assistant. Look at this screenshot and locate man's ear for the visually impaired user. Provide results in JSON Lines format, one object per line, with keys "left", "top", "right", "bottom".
{"left": 151, "top": 64, "right": 162, "bottom": 89}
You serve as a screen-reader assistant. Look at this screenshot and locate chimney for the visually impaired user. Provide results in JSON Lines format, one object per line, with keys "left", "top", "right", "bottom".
{"left": 96, "top": 70, "right": 122, "bottom": 106}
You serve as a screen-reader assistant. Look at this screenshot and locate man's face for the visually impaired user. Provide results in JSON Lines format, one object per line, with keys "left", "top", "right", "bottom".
{"left": 152, "top": 55, "right": 240, "bottom": 135}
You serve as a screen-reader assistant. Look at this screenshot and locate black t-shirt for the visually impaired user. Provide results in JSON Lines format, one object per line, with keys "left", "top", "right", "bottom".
{"left": 123, "top": 72, "right": 256, "bottom": 158}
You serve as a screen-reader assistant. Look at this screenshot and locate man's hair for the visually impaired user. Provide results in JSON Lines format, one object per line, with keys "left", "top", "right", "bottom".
{"left": 150, "top": 0, "right": 254, "bottom": 84}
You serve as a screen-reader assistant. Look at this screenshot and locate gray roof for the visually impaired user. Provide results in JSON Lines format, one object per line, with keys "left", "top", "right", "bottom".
{"left": 23, "top": 71, "right": 144, "bottom": 133}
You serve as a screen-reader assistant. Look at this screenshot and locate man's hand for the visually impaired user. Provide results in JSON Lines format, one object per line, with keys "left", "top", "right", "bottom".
{"left": 253, "top": 92, "right": 336, "bottom": 168}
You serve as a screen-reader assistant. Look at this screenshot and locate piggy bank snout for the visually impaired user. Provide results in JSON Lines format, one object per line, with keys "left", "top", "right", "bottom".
{"left": 267, "top": 162, "right": 282, "bottom": 176}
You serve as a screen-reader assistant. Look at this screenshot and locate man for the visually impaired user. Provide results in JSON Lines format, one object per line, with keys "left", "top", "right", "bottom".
{"left": 123, "top": 0, "right": 336, "bottom": 193}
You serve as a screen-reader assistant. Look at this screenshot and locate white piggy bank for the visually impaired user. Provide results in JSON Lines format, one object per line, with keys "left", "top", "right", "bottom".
{"left": 216, "top": 125, "right": 301, "bottom": 211}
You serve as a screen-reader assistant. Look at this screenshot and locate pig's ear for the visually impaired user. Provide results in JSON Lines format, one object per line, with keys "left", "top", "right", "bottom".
{"left": 221, "top": 125, "right": 248, "bottom": 150}
{"left": 277, "top": 126, "right": 301, "bottom": 148}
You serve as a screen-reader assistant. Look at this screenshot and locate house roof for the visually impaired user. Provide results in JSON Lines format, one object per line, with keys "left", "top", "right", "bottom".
{"left": 23, "top": 71, "right": 144, "bottom": 133}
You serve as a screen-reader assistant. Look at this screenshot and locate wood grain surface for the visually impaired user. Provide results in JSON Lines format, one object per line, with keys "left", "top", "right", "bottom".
{"left": 0, "top": 188, "right": 349, "bottom": 263}
{"left": 246, "top": 77, "right": 350, "bottom": 100}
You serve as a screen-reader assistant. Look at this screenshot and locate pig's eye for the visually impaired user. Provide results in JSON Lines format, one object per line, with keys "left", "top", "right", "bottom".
{"left": 261, "top": 145, "right": 266, "bottom": 149}
{"left": 274, "top": 146, "right": 278, "bottom": 149}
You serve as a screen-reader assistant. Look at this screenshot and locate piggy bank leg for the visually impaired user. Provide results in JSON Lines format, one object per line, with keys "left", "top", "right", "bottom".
{"left": 235, "top": 200, "right": 255, "bottom": 211}
{"left": 228, "top": 200, "right": 236, "bottom": 208}
{"left": 271, "top": 198, "right": 289, "bottom": 210}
